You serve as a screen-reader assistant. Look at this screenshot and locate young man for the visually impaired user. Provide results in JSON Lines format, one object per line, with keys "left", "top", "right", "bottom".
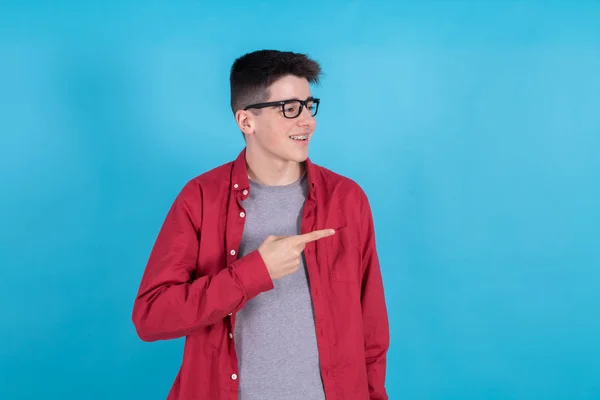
{"left": 132, "top": 50, "right": 390, "bottom": 400}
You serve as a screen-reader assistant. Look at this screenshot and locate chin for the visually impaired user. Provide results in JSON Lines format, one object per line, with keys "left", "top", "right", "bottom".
{"left": 287, "top": 149, "right": 309, "bottom": 163}
{"left": 292, "top": 155, "right": 309, "bottom": 163}
{"left": 264, "top": 139, "right": 311, "bottom": 163}
{"left": 277, "top": 154, "right": 308, "bottom": 164}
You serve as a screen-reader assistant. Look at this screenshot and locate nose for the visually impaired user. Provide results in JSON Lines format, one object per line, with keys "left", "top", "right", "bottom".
{"left": 297, "top": 106, "right": 316, "bottom": 128}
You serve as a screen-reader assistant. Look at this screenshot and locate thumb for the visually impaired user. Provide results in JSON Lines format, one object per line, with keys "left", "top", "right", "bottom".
{"left": 264, "top": 234, "right": 284, "bottom": 242}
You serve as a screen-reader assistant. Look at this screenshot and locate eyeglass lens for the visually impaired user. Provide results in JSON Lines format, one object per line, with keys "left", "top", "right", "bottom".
{"left": 282, "top": 100, "right": 318, "bottom": 118}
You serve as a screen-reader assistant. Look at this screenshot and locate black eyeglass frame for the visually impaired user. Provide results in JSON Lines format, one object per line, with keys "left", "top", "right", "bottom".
{"left": 243, "top": 97, "right": 320, "bottom": 119}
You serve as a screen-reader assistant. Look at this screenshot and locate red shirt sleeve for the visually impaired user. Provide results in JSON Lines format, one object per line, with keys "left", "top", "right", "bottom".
{"left": 131, "top": 182, "right": 274, "bottom": 342}
{"left": 356, "top": 186, "right": 391, "bottom": 399}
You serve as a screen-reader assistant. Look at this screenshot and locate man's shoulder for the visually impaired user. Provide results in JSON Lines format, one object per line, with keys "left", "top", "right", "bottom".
{"left": 312, "top": 162, "right": 368, "bottom": 200}
{"left": 177, "top": 159, "right": 234, "bottom": 199}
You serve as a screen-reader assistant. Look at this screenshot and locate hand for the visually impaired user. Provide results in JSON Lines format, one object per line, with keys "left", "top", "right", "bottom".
{"left": 258, "top": 229, "right": 336, "bottom": 280}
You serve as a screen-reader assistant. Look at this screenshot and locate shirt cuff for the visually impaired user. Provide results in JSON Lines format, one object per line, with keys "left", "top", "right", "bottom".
{"left": 232, "top": 249, "right": 274, "bottom": 299}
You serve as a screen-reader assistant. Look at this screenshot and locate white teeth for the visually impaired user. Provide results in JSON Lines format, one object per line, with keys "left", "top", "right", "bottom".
{"left": 290, "top": 135, "right": 308, "bottom": 140}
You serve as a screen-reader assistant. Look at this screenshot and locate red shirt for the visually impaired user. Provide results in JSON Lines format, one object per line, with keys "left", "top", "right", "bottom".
{"left": 132, "top": 149, "right": 390, "bottom": 399}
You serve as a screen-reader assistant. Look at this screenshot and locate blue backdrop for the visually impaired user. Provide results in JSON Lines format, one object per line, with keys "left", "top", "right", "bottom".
{"left": 1, "top": 1, "right": 599, "bottom": 399}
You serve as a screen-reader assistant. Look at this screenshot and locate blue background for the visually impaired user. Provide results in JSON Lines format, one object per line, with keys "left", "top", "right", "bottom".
{"left": 1, "top": 1, "right": 599, "bottom": 399}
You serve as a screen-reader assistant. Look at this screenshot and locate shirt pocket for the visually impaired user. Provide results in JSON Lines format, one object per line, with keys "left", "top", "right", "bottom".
{"left": 325, "top": 226, "right": 361, "bottom": 284}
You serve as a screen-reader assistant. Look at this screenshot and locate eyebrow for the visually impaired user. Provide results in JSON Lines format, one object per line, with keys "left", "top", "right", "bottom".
{"left": 270, "top": 96, "right": 314, "bottom": 101}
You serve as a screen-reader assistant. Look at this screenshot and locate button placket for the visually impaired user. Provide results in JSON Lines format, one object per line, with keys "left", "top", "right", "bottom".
{"left": 227, "top": 180, "right": 245, "bottom": 378}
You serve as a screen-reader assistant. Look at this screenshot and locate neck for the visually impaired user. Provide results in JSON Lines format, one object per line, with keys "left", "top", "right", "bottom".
{"left": 245, "top": 146, "right": 305, "bottom": 186}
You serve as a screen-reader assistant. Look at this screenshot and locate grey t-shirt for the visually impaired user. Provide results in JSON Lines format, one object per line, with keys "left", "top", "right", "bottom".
{"left": 234, "top": 172, "right": 326, "bottom": 400}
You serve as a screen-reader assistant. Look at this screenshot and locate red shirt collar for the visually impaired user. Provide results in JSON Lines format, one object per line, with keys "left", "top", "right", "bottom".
{"left": 231, "top": 147, "right": 319, "bottom": 198}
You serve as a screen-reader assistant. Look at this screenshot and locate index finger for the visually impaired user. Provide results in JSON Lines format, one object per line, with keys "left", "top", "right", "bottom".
{"left": 293, "top": 229, "right": 336, "bottom": 244}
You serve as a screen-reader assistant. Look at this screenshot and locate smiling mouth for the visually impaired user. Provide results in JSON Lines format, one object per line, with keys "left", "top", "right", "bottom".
{"left": 289, "top": 135, "right": 308, "bottom": 141}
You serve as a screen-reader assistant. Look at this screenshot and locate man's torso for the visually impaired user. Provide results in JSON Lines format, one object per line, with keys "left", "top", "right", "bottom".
{"left": 234, "top": 173, "right": 325, "bottom": 400}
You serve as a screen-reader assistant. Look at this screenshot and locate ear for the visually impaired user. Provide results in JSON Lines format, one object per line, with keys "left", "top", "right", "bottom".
{"left": 235, "top": 110, "right": 256, "bottom": 137}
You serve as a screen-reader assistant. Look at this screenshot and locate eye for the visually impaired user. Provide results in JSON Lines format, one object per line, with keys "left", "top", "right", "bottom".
{"left": 284, "top": 104, "right": 299, "bottom": 113}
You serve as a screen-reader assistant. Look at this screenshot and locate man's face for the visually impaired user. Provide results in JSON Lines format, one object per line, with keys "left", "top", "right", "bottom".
{"left": 246, "top": 75, "right": 317, "bottom": 163}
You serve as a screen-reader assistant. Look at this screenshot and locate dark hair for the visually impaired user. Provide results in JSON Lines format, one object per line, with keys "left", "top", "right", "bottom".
{"left": 229, "top": 49, "right": 322, "bottom": 114}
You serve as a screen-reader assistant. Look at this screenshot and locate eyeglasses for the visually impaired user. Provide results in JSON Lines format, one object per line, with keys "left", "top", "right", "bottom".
{"left": 243, "top": 97, "right": 320, "bottom": 119}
